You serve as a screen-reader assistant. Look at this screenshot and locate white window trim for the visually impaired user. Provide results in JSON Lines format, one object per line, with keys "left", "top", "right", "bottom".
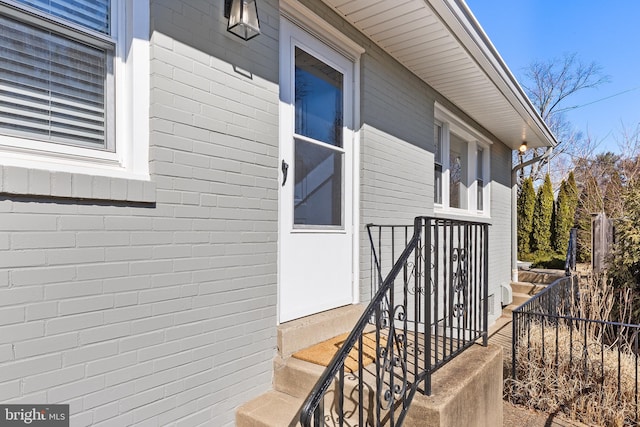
{"left": 0, "top": 0, "right": 150, "bottom": 182}
{"left": 434, "top": 104, "right": 491, "bottom": 218}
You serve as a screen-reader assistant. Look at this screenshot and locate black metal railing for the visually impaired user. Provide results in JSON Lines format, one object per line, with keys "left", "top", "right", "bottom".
{"left": 299, "top": 217, "right": 489, "bottom": 427}
{"left": 512, "top": 276, "right": 640, "bottom": 426}
{"left": 564, "top": 227, "right": 577, "bottom": 276}
{"left": 511, "top": 275, "right": 578, "bottom": 379}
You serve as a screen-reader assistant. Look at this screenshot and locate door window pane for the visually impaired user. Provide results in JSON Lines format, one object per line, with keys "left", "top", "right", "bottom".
{"left": 294, "top": 48, "right": 343, "bottom": 147}
{"left": 294, "top": 138, "right": 343, "bottom": 226}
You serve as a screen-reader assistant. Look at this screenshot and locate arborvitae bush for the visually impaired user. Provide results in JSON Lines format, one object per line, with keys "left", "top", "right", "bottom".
{"left": 554, "top": 172, "right": 578, "bottom": 253}
{"left": 517, "top": 177, "right": 536, "bottom": 257}
{"left": 531, "top": 174, "right": 554, "bottom": 253}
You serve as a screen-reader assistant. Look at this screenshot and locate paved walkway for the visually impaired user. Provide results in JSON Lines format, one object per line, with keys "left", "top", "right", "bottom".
{"left": 487, "top": 315, "right": 513, "bottom": 359}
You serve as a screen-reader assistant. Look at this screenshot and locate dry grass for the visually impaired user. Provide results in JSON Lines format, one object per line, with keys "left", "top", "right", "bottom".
{"left": 507, "top": 323, "right": 638, "bottom": 426}
{"left": 506, "top": 274, "right": 640, "bottom": 426}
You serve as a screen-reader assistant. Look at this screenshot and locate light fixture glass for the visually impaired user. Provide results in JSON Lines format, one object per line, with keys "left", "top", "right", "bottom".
{"left": 226, "top": 0, "right": 260, "bottom": 41}
{"left": 518, "top": 141, "right": 527, "bottom": 153}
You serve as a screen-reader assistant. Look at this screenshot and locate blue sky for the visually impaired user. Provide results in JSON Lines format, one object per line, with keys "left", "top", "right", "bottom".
{"left": 465, "top": 0, "right": 640, "bottom": 153}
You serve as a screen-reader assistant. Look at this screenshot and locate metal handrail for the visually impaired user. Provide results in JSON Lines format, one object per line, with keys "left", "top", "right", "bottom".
{"left": 300, "top": 218, "right": 422, "bottom": 427}
{"left": 300, "top": 216, "right": 489, "bottom": 426}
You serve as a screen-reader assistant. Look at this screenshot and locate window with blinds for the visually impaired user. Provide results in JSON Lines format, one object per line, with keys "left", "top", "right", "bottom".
{"left": 0, "top": 0, "right": 114, "bottom": 151}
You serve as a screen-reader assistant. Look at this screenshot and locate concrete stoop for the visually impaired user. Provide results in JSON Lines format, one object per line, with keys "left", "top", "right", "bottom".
{"left": 503, "top": 269, "right": 565, "bottom": 315}
{"left": 404, "top": 344, "right": 503, "bottom": 427}
{"left": 502, "top": 281, "right": 543, "bottom": 315}
{"left": 277, "top": 304, "right": 366, "bottom": 358}
{"left": 237, "top": 304, "right": 503, "bottom": 427}
{"left": 517, "top": 269, "right": 565, "bottom": 285}
{"left": 237, "top": 304, "right": 365, "bottom": 427}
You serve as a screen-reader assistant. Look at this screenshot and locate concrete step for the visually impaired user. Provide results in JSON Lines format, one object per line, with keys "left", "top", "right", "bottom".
{"left": 511, "top": 291, "right": 533, "bottom": 307}
{"left": 518, "top": 269, "right": 564, "bottom": 284}
{"left": 278, "top": 304, "right": 364, "bottom": 358}
{"left": 274, "top": 354, "right": 379, "bottom": 405}
{"left": 236, "top": 390, "right": 303, "bottom": 427}
{"left": 240, "top": 345, "right": 503, "bottom": 427}
{"left": 241, "top": 356, "right": 374, "bottom": 427}
{"left": 503, "top": 286, "right": 544, "bottom": 316}
{"left": 239, "top": 304, "right": 504, "bottom": 427}
{"left": 238, "top": 305, "right": 370, "bottom": 427}
{"left": 236, "top": 387, "right": 366, "bottom": 427}
{"left": 502, "top": 304, "right": 521, "bottom": 316}
{"left": 510, "top": 281, "right": 545, "bottom": 295}
{"left": 274, "top": 355, "right": 325, "bottom": 399}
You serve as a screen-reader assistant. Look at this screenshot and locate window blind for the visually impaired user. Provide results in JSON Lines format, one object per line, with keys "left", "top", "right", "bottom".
{"left": 15, "top": 0, "right": 110, "bottom": 34}
{"left": 0, "top": 13, "right": 112, "bottom": 149}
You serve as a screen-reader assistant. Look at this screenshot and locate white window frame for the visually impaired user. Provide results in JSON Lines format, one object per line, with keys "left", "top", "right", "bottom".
{"left": 0, "top": 0, "right": 150, "bottom": 181}
{"left": 434, "top": 104, "right": 491, "bottom": 218}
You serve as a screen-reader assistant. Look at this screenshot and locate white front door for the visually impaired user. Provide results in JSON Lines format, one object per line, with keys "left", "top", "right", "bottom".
{"left": 279, "top": 19, "right": 355, "bottom": 323}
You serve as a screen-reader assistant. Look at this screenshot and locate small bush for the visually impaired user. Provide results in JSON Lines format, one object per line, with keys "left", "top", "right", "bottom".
{"left": 520, "top": 251, "right": 566, "bottom": 270}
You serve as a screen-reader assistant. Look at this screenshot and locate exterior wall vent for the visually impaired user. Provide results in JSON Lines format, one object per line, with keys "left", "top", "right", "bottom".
{"left": 501, "top": 283, "right": 512, "bottom": 306}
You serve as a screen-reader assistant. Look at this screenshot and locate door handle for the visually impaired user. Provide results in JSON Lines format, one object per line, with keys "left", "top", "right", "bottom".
{"left": 281, "top": 159, "right": 289, "bottom": 187}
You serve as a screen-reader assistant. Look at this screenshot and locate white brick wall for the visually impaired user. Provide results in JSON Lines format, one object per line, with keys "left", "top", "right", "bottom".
{"left": 0, "top": 1, "right": 516, "bottom": 425}
{"left": 330, "top": 0, "right": 514, "bottom": 315}
{"left": 487, "top": 141, "right": 515, "bottom": 320}
{"left": 0, "top": 1, "right": 279, "bottom": 426}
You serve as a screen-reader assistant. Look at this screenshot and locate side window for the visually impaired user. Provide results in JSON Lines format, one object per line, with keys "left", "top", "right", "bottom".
{"left": 1, "top": 1, "right": 114, "bottom": 150}
{"left": 434, "top": 106, "right": 490, "bottom": 216}
{"left": 0, "top": 0, "right": 149, "bottom": 180}
{"left": 477, "top": 146, "right": 484, "bottom": 211}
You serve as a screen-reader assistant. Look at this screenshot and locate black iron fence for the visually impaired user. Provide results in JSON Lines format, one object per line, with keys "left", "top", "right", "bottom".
{"left": 564, "top": 227, "right": 577, "bottom": 275}
{"left": 299, "top": 217, "right": 489, "bottom": 427}
{"left": 512, "top": 276, "right": 640, "bottom": 426}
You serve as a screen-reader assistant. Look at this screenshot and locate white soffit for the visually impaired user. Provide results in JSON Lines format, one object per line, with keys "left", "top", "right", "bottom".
{"left": 319, "top": 0, "right": 557, "bottom": 149}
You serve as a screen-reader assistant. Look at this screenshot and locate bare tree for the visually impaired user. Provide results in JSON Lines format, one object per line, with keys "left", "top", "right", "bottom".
{"left": 517, "top": 53, "right": 610, "bottom": 185}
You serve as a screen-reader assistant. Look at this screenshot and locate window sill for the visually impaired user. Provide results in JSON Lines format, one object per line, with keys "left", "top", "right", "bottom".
{"left": 0, "top": 165, "right": 156, "bottom": 203}
{"left": 433, "top": 207, "right": 492, "bottom": 224}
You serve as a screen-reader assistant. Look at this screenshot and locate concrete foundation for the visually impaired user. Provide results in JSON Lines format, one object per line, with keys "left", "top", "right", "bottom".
{"left": 405, "top": 344, "right": 503, "bottom": 427}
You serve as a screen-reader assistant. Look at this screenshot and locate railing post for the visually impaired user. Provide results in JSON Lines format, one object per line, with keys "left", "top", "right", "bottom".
{"left": 512, "top": 309, "right": 517, "bottom": 380}
{"left": 482, "top": 223, "right": 489, "bottom": 346}
{"left": 424, "top": 218, "right": 432, "bottom": 396}
{"left": 414, "top": 220, "right": 421, "bottom": 392}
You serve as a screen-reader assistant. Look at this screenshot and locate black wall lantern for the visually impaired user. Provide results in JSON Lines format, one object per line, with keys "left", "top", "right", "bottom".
{"left": 224, "top": 0, "right": 261, "bottom": 41}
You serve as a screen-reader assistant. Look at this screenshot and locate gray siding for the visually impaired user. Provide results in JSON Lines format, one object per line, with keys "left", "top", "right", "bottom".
{"left": 0, "top": 1, "right": 280, "bottom": 426}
